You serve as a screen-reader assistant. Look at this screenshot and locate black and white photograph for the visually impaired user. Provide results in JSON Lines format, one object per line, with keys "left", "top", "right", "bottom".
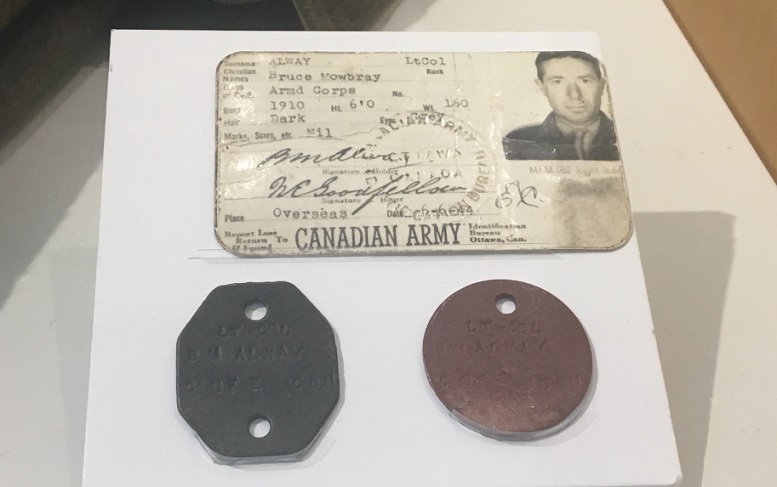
{"left": 502, "top": 51, "right": 620, "bottom": 161}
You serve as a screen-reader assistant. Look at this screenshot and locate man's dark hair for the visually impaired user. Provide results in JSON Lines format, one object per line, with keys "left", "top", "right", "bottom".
{"left": 535, "top": 51, "right": 602, "bottom": 81}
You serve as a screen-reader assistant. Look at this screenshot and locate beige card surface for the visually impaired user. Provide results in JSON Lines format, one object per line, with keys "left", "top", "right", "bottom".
{"left": 216, "top": 51, "right": 631, "bottom": 256}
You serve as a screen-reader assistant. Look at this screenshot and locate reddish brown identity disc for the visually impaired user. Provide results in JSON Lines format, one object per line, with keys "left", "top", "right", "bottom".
{"left": 422, "top": 280, "right": 594, "bottom": 440}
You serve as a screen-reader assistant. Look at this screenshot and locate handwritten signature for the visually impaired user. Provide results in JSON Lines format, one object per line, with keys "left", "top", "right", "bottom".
{"left": 258, "top": 146, "right": 407, "bottom": 166}
{"left": 494, "top": 180, "right": 539, "bottom": 209}
{"left": 267, "top": 174, "right": 466, "bottom": 216}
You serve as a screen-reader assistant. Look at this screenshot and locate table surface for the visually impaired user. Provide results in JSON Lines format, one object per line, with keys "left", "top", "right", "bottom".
{"left": 1, "top": 1, "right": 775, "bottom": 486}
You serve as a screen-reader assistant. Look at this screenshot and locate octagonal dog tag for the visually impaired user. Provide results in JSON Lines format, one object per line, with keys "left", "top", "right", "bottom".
{"left": 177, "top": 282, "right": 340, "bottom": 464}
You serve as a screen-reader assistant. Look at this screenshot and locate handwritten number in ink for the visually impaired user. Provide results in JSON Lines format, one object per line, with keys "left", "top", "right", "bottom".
{"left": 495, "top": 181, "right": 539, "bottom": 209}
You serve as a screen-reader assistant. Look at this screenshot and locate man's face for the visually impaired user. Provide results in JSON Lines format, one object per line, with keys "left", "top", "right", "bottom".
{"left": 537, "top": 57, "right": 605, "bottom": 125}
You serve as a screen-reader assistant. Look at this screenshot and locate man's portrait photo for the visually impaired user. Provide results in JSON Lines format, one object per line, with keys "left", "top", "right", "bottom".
{"left": 502, "top": 51, "right": 620, "bottom": 161}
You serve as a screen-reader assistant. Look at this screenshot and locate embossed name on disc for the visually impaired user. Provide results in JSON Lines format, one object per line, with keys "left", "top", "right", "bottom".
{"left": 216, "top": 51, "right": 632, "bottom": 256}
{"left": 176, "top": 282, "right": 340, "bottom": 463}
{"left": 422, "top": 280, "right": 594, "bottom": 440}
